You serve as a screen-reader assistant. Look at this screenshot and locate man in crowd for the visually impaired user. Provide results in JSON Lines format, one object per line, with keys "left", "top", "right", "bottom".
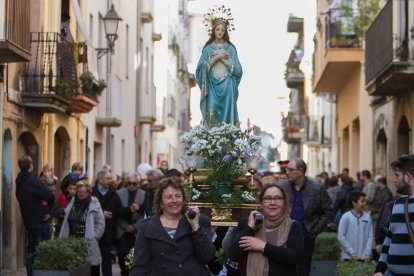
{"left": 374, "top": 154, "right": 414, "bottom": 275}
{"left": 116, "top": 173, "right": 145, "bottom": 276}
{"left": 143, "top": 169, "right": 163, "bottom": 217}
{"left": 92, "top": 170, "right": 121, "bottom": 276}
{"left": 159, "top": 160, "right": 169, "bottom": 175}
{"left": 371, "top": 175, "right": 393, "bottom": 219}
{"left": 280, "top": 158, "right": 333, "bottom": 276}
{"left": 361, "top": 169, "right": 376, "bottom": 212}
{"left": 15, "top": 155, "right": 55, "bottom": 276}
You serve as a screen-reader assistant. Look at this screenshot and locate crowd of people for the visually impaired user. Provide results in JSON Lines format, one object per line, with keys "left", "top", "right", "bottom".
{"left": 15, "top": 153, "right": 414, "bottom": 276}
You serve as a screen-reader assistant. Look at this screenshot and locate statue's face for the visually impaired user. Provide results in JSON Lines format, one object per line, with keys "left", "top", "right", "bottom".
{"left": 214, "top": 23, "right": 226, "bottom": 40}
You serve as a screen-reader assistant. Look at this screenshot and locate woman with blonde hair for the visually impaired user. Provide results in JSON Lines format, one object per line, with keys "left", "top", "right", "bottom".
{"left": 59, "top": 181, "right": 105, "bottom": 276}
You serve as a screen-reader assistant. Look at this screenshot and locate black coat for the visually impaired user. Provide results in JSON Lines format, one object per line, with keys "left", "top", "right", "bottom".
{"left": 228, "top": 220, "right": 304, "bottom": 276}
{"left": 15, "top": 171, "right": 55, "bottom": 229}
{"left": 131, "top": 213, "right": 216, "bottom": 276}
{"left": 91, "top": 186, "right": 122, "bottom": 244}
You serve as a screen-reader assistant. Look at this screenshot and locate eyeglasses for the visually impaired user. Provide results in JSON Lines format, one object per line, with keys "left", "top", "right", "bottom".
{"left": 286, "top": 167, "right": 299, "bottom": 173}
{"left": 128, "top": 182, "right": 138, "bottom": 186}
{"left": 262, "top": 196, "right": 284, "bottom": 204}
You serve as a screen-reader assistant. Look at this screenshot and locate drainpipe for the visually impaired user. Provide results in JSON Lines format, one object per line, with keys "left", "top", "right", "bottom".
{"left": 0, "top": 64, "right": 5, "bottom": 265}
{"left": 135, "top": 1, "right": 142, "bottom": 168}
{"left": 105, "top": 0, "right": 113, "bottom": 165}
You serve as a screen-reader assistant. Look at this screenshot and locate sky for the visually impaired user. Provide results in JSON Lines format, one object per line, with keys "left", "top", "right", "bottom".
{"left": 187, "top": 0, "right": 316, "bottom": 142}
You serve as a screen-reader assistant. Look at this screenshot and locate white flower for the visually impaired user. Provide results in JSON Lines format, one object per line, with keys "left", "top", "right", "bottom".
{"left": 192, "top": 188, "right": 202, "bottom": 201}
{"left": 241, "top": 191, "right": 256, "bottom": 202}
{"left": 221, "top": 193, "right": 232, "bottom": 203}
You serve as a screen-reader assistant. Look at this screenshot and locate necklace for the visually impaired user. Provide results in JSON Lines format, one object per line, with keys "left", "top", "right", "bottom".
{"left": 215, "top": 41, "right": 224, "bottom": 48}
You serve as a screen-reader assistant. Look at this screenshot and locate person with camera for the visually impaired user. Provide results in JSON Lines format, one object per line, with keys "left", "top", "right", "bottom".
{"left": 131, "top": 177, "right": 216, "bottom": 276}
{"left": 228, "top": 183, "right": 304, "bottom": 275}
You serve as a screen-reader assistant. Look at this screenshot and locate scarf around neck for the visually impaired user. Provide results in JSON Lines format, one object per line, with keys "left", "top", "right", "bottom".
{"left": 246, "top": 214, "right": 294, "bottom": 276}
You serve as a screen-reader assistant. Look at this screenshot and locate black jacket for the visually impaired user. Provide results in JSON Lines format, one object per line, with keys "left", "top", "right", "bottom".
{"left": 91, "top": 186, "right": 122, "bottom": 244}
{"left": 228, "top": 219, "right": 304, "bottom": 276}
{"left": 15, "top": 171, "right": 55, "bottom": 229}
{"left": 280, "top": 178, "right": 333, "bottom": 238}
{"left": 332, "top": 182, "right": 353, "bottom": 216}
{"left": 131, "top": 213, "right": 216, "bottom": 276}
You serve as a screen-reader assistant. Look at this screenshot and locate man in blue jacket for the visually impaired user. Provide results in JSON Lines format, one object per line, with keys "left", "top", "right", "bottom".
{"left": 15, "top": 155, "right": 55, "bottom": 276}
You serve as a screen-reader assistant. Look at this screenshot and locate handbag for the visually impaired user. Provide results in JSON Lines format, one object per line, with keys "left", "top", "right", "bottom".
{"left": 403, "top": 196, "right": 414, "bottom": 248}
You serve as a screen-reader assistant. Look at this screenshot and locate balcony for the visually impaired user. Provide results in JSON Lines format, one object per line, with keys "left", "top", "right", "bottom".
{"left": 304, "top": 115, "right": 332, "bottom": 147}
{"left": 0, "top": 0, "right": 31, "bottom": 62}
{"left": 286, "top": 68, "right": 304, "bottom": 88}
{"left": 287, "top": 14, "right": 303, "bottom": 33}
{"left": 22, "top": 32, "right": 78, "bottom": 113}
{"left": 152, "top": 32, "right": 162, "bottom": 42}
{"left": 282, "top": 114, "right": 305, "bottom": 143}
{"left": 139, "top": 84, "right": 157, "bottom": 125}
{"left": 141, "top": 0, "right": 153, "bottom": 24}
{"left": 312, "top": 8, "right": 364, "bottom": 93}
{"left": 152, "top": 97, "right": 166, "bottom": 133}
{"left": 66, "top": 94, "right": 98, "bottom": 113}
{"left": 365, "top": 0, "right": 414, "bottom": 96}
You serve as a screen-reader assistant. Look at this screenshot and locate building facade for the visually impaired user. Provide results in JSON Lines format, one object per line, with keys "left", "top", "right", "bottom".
{"left": 312, "top": 0, "right": 373, "bottom": 177}
{"left": 365, "top": 0, "right": 413, "bottom": 182}
{"left": 283, "top": 15, "right": 306, "bottom": 160}
{"left": 0, "top": 0, "right": 151, "bottom": 272}
{"left": 1, "top": 0, "right": 90, "bottom": 271}
{"left": 153, "top": 0, "right": 192, "bottom": 170}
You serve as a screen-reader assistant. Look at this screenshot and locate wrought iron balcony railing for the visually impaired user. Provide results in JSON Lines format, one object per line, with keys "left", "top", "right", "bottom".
{"left": 365, "top": 0, "right": 414, "bottom": 95}
{"left": 21, "top": 32, "right": 78, "bottom": 113}
{"left": 23, "top": 32, "right": 78, "bottom": 98}
{"left": 305, "top": 115, "right": 332, "bottom": 146}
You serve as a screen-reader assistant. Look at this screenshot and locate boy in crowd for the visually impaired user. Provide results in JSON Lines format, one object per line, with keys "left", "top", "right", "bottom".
{"left": 337, "top": 191, "right": 373, "bottom": 262}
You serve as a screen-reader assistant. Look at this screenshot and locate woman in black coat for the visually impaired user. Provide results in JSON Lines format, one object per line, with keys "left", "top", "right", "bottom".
{"left": 228, "top": 183, "right": 304, "bottom": 275}
{"left": 130, "top": 177, "right": 216, "bottom": 276}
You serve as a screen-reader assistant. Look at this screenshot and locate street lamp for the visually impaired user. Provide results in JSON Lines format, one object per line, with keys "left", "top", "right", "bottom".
{"left": 95, "top": 4, "right": 122, "bottom": 164}
{"left": 97, "top": 4, "right": 122, "bottom": 59}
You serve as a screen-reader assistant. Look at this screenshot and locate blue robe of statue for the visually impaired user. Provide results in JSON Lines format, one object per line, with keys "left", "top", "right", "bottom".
{"left": 196, "top": 42, "right": 242, "bottom": 127}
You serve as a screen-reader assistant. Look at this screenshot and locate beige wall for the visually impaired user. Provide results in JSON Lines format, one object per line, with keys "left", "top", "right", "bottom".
{"left": 335, "top": 66, "right": 372, "bottom": 176}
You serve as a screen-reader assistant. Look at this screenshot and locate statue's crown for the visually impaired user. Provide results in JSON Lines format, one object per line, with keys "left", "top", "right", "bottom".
{"left": 203, "top": 5, "right": 235, "bottom": 36}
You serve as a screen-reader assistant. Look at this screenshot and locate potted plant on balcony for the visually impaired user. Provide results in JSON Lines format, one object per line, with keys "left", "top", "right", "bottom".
{"left": 342, "top": 0, "right": 380, "bottom": 40}
{"left": 33, "top": 237, "right": 90, "bottom": 276}
{"left": 79, "top": 70, "right": 106, "bottom": 100}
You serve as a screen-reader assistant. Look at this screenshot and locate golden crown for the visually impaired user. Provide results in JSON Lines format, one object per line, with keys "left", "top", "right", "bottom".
{"left": 203, "top": 5, "right": 235, "bottom": 36}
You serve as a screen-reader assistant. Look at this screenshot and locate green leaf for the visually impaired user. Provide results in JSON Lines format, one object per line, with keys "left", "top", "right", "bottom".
{"left": 33, "top": 237, "right": 88, "bottom": 271}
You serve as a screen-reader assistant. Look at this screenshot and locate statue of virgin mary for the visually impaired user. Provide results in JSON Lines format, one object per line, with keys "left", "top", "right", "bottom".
{"left": 196, "top": 6, "right": 242, "bottom": 127}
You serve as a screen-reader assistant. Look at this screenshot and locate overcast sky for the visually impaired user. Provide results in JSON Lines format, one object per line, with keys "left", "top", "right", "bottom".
{"left": 187, "top": 0, "right": 316, "bottom": 141}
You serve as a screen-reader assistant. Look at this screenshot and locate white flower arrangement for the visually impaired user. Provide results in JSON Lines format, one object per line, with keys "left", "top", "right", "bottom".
{"left": 241, "top": 191, "right": 256, "bottom": 202}
{"left": 180, "top": 123, "right": 262, "bottom": 184}
{"left": 192, "top": 188, "right": 202, "bottom": 201}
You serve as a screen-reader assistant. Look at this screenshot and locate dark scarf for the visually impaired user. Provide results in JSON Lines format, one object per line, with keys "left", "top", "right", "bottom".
{"left": 74, "top": 195, "right": 92, "bottom": 211}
